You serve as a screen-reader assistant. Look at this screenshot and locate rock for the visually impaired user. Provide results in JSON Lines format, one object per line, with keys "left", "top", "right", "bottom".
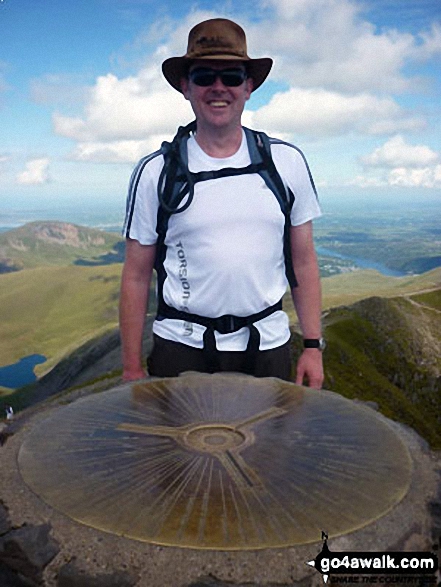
{"left": 56, "top": 562, "right": 137, "bottom": 587}
{"left": 0, "top": 501, "right": 12, "bottom": 536}
{"left": 184, "top": 575, "right": 309, "bottom": 587}
{"left": 0, "top": 523, "right": 59, "bottom": 584}
{"left": 20, "top": 315, "right": 154, "bottom": 408}
{"left": 0, "top": 422, "right": 13, "bottom": 446}
{"left": 184, "top": 577, "right": 307, "bottom": 587}
{"left": 0, "top": 562, "right": 37, "bottom": 586}
{"left": 429, "top": 499, "right": 441, "bottom": 547}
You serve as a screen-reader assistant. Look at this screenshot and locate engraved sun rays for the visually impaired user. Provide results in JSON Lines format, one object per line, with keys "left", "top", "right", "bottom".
{"left": 18, "top": 374, "right": 412, "bottom": 549}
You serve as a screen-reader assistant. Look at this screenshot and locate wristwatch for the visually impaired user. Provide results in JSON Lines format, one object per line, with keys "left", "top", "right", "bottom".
{"left": 303, "top": 338, "right": 326, "bottom": 351}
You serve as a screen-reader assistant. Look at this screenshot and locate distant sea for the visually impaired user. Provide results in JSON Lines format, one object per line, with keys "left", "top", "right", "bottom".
{"left": 0, "top": 203, "right": 124, "bottom": 235}
{"left": 1, "top": 193, "right": 440, "bottom": 232}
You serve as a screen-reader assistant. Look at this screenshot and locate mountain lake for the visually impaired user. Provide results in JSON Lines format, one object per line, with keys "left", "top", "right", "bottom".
{"left": 0, "top": 354, "right": 47, "bottom": 389}
{"left": 316, "top": 246, "right": 407, "bottom": 277}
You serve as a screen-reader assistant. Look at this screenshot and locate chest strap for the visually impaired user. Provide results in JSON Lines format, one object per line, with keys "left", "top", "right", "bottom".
{"left": 156, "top": 298, "right": 283, "bottom": 373}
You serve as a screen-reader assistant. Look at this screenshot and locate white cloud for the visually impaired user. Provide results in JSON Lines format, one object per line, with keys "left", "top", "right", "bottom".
{"left": 49, "top": 11, "right": 213, "bottom": 159}
{"left": 361, "top": 135, "right": 439, "bottom": 168}
{"left": 413, "top": 23, "right": 441, "bottom": 61}
{"left": 50, "top": 10, "right": 213, "bottom": 162}
{"left": 388, "top": 165, "right": 441, "bottom": 188}
{"left": 348, "top": 175, "right": 386, "bottom": 188}
{"left": 53, "top": 69, "right": 193, "bottom": 143}
{"left": 250, "top": 0, "right": 441, "bottom": 94}
{"left": 250, "top": 88, "right": 423, "bottom": 139}
{"left": 69, "top": 136, "right": 171, "bottom": 164}
{"left": 49, "top": 2, "right": 439, "bottom": 168}
{"left": 16, "top": 158, "right": 50, "bottom": 185}
{"left": 353, "top": 136, "right": 441, "bottom": 189}
{"left": 30, "top": 74, "right": 92, "bottom": 107}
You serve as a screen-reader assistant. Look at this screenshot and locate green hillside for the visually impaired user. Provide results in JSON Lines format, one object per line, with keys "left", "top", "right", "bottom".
{"left": 0, "top": 221, "right": 123, "bottom": 271}
{"left": 0, "top": 264, "right": 123, "bottom": 372}
{"left": 282, "top": 266, "right": 441, "bottom": 320}
{"left": 321, "top": 266, "right": 441, "bottom": 309}
{"left": 296, "top": 291, "right": 441, "bottom": 448}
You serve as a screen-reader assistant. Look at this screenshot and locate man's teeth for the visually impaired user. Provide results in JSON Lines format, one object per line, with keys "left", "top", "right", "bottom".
{"left": 210, "top": 101, "right": 228, "bottom": 107}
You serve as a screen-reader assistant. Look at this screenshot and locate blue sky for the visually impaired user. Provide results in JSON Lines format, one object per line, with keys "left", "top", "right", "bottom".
{"left": 0, "top": 0, "right": 440, "bottom": 219}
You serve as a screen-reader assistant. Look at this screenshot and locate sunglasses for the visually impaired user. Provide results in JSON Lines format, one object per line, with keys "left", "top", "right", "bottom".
{"left": 188, "top": 67, "right": 248, "bottom": 87}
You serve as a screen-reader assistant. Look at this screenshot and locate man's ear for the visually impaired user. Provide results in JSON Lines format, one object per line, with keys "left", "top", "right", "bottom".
{"left": 180, "top": 77, "right": 190, "bottom": 99}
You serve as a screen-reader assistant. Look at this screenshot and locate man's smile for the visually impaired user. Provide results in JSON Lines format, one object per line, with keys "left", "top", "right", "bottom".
{"left": 208, "top": 100, "right": 229, "bottom": 108}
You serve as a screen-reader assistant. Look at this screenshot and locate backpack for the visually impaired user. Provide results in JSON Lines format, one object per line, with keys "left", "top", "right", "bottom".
{"left": 153, "top": 120, "right": 297, "bottom": 372}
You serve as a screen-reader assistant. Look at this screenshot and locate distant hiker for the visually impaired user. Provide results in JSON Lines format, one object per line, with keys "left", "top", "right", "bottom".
{"left": 5, "top": 406, "right": 13, "bottom": 420}
{"left": 120, "top": 18, "right": 325, "bottom": 386}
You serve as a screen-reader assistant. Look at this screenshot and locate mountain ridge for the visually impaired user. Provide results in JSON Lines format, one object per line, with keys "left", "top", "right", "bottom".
{"left": 0, "top": 221, "right": 123, "bottom": 272}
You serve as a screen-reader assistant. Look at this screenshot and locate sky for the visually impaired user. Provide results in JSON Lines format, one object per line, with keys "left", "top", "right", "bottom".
{"left": 0, "top": 0, "right": 440, "bottom": 222}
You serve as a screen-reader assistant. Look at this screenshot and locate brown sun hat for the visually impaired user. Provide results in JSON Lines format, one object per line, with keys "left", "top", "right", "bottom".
{"left": 162, "top": 18, "right": 273, "bottom": 93}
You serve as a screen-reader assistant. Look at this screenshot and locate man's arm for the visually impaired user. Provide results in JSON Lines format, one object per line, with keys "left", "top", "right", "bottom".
{"left": 290, "top": 221, "right": 324, "bottom": 389}
{"left": 119, "top": 238, "right": 156, "bottom": 381}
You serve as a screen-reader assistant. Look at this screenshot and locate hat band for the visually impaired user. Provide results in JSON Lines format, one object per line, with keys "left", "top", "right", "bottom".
{"left": 187, "top": 48, "right": 248, "bottom": 60}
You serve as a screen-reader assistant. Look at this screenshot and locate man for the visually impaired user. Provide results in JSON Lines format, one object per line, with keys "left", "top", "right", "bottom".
{"left": 120, "top": 18, "right": 324, "bottom": 387}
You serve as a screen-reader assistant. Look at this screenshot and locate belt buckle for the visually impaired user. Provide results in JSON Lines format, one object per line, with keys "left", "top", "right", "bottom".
{"left": 216, "top": 314, "right": 237, "bottom": 334}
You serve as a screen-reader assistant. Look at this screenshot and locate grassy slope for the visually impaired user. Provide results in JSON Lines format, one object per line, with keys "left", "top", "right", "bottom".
{"left": 288, "top": 268, "right": 441, "bottom": 449}
{"left": 321, "top": 296, "right": 441, "bottom": 449}
{"left": 321, "top": 266, "right": 441, "bottom": 309}
{"left": 283, "top": 266, "right": 441, "bottom": 319}
{"left": 0, "top": 264, "right": 123, "bottom": 372}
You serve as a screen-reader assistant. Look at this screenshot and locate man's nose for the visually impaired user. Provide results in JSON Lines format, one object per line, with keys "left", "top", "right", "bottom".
{"left": 211, "top": 75, "right": 228, "bottom": 90}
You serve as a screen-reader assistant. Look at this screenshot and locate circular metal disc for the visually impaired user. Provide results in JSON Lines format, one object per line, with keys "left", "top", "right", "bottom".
{"left": 18, "top": 373, "right": 412, "bottom": 549}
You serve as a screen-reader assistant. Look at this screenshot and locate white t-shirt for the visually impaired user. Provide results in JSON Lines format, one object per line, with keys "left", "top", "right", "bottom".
{"left": 124, "top": 129, "right": 321, "bottom": 351}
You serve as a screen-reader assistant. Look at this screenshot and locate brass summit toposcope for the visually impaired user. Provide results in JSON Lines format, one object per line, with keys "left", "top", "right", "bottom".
{"left": 18, "top": 373, "right": 412, "bottom": 549}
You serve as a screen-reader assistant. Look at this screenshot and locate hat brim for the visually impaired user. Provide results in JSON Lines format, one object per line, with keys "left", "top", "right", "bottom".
{"left": 162, "top": 56, "right": 273, "bottom": 93}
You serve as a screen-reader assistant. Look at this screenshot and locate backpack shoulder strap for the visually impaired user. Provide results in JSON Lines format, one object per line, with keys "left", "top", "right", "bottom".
{"left": 155, "top": 121, "right": 196, "bottom": 309}
{"left": 156, "top": 123, "right": 297, "bottom": 290}
{"left": 243, "top": 127, "right": 294, "bottom": 216}
{"left": 157, "top": 120, "right": 196, "bottom": 218}
{"left": 244, "top": 127, "right": 297, "bottom": 288}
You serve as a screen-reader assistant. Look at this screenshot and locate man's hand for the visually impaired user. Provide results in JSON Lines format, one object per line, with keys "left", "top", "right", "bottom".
{"left": 295, "top": 349, "right": 324, "bottom": 389}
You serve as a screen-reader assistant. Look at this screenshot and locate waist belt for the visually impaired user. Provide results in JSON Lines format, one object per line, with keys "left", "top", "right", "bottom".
{"left": 156, "top": 298, "right": 283, "bottom": 373}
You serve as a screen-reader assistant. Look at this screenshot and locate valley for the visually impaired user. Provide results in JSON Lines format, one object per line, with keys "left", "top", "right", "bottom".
{"left": 314, "top": 198, "right": 441, "bottom": 276}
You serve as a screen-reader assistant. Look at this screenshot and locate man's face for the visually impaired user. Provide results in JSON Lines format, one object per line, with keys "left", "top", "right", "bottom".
{"left": 180, "top": 60, "right": 253, "bottom": 132}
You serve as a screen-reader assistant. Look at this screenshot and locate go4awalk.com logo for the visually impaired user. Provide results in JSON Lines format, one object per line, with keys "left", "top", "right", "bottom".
{"left": 307, "top": 534, "right": 439, "bottom": 585}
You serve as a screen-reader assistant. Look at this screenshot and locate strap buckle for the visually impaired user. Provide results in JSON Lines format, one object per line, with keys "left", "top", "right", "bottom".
{"left": 212, "top": 314, "right": 245, "bottom": 335}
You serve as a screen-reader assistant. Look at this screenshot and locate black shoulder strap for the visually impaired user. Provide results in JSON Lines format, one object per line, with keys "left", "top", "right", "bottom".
{"left": 155, "top": 122, "right": 297, "bottom": 292}
{"left": 157, "top": 120, "right": 196, "bottom": 217}
{"left": 155, "top": 121, "right": 196, "bottom": 311}
{"left": 244, "top": 127, "right": 294, "bottom": 217}
{"left": 244, "top": 127, "right": 297, "bottom": 288}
